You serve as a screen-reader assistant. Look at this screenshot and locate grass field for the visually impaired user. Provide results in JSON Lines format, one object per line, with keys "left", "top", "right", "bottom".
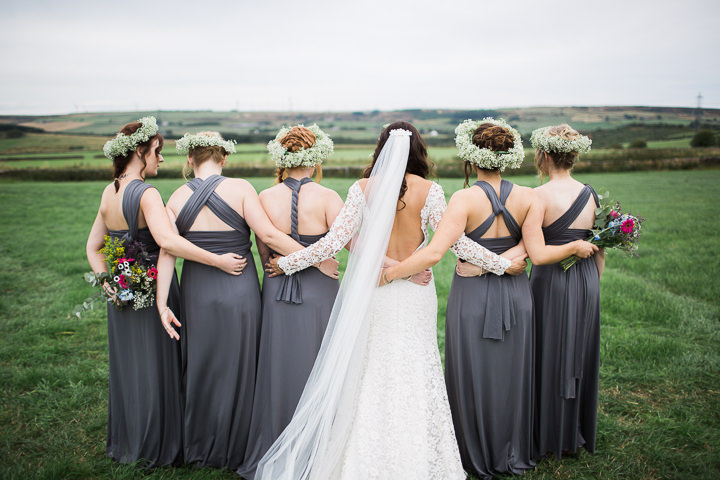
{"left": 1, "top": 170, "right": 719, "bottom": 479}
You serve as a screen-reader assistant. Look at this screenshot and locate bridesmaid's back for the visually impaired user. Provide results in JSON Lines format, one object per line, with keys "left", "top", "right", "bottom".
{"left": 535, "top": 178, "right": 596, "bottom": 230}
{"left": 99, "top": 181, "right": 150, "bottom": 231}
{"left": 259, "top": 180, "right": 342, "bottom": 236}
{"left": 461, "top": 179, "right": 533, "bottom": 238}
{"left": 168, "top": 176, "right": 251, "bottom": 232}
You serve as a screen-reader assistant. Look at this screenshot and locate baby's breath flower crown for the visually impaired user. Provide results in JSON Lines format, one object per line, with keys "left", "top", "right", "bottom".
{"left": 103, "top": 116, "right": 159, "bottom": 160}
{"left": 530, "top": 126, "right": 592, "bottom": 154}
{"left": 267, "top": 124, "right": 333, "bottom": 168}
{"left": 455, "top": 118, "right": 524, "bottom": 171}
{"left": 175, "top": 132, "right": 237, "bottom": 155}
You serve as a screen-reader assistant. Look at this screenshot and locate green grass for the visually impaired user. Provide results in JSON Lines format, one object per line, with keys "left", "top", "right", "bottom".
{"left": 1, "top": 170, "right": 719, "bottom": 479}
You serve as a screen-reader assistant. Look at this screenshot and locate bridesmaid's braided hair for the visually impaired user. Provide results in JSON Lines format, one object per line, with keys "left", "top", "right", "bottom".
{"left": 275, "top": 126, "right": 322, "bottom": 183}
{"left": 463, "top": 123, "right": 514, "bottom": 187}
{"left": 111, "top": 122, "right": 164, "bottom": 191}
{"left": 364, "top": 121, "right": 433, "bottom": 210}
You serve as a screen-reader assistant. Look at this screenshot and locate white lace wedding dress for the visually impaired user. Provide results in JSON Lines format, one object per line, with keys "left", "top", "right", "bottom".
{"left": 277, "top": 181, "right": 509, "bottom": 479}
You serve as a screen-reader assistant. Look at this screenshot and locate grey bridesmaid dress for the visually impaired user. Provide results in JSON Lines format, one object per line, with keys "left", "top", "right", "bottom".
{"left": 105, "top": 179, "right": 183, "bottom": 466}
{"left": 444, "top": 180, "right": 535, "bottom": 479}
{"left": 175, "top": 174, "right": 262, "bottom": 469}
{"left": 530, "top": 184, "right": 600, "bottom": 459}
{"left": 237, "top": 177, "right": 339, "bottom": 480}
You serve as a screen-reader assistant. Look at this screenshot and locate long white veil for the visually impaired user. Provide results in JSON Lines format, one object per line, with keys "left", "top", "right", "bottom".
{"left": 256, "top": 129, "right": 412, "bottom": 479}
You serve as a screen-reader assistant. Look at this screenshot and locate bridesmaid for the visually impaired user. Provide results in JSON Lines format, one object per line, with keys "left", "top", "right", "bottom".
{"left": 238, "top": 125, "right": 342, "bottom": 479}
{"left": 523, "top": 124, "right": 604, "bottom": 459}
{"left": 85, "top": 117, "right": 245, "bottom": 467}
{"left": 155, "top": 131, "right": 337, "bottom": 470}
{"left": 383, "top": 119, "right": 596, "bottom": 478}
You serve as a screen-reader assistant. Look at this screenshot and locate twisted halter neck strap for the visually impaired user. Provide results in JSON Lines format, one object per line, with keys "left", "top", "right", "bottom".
{"left": 276, "top": 177, "right": 313, "bottom": 304}
{"left": 284, "top": 176, "right": 314, "bottom": 241}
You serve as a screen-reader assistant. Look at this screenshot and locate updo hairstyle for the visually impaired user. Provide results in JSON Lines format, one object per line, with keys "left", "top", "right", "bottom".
{"left": 183, "top": 131, "right": 230, "bottom": 180}
{"left": 534, "top": 124, "right": 582, "bottom": 179}
{"left": 463, "top": 123, "right": 514, "bottom": 187}
{"left": 275, "top": 126, "right": 322, "bottom": 183}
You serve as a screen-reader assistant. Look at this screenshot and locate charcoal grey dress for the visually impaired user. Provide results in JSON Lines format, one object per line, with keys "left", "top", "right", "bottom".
{"left": 105, "top": 179, "right": 183, "bottom": 466}
{"left": 238, "top": 177, "right": 339, "bottom": 480}
{"left": 175, "top": 174, "right": 261, "bottom": 469}
{"left": 444, "top": 180, "right": 535, "bottom": 479}
{"left": 530, "top": 184, "right": 600, "bottom": 459}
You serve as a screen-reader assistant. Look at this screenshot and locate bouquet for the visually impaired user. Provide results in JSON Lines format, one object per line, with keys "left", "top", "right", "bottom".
{"left": 560, "top": 190, "right": 645, "bottom": 271}
{"left": 73, "top": 235, "right": 158, "bottom": 318}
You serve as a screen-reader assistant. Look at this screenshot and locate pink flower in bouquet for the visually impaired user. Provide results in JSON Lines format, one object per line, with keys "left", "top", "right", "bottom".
{"left": 118, "top": 274, "right": 129, "bottom": 289}
{"left": 621, "top": 218, "right": 635, "bottom": 234}
{"left": 147, "top": 267, "right": 158, "bottom": 279}
{"left": 610, "top": 210, "right": 619, "bottom": 219}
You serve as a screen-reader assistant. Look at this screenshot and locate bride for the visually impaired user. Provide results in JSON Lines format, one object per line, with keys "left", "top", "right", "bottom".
{"left": 262, "top": 122, "right": 525, "bottom": 479}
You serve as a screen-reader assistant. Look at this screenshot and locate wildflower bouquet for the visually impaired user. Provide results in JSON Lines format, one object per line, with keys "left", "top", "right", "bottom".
{"left": 73, "top": 236, "right": 158, "bottom": 317}
{"left": 560, "top": 190, "right": 645, "bottom": 271}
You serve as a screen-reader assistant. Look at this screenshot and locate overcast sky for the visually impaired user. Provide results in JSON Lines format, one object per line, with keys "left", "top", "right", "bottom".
{"left": 1, "top": 0, "right": 718, "bottom": 115}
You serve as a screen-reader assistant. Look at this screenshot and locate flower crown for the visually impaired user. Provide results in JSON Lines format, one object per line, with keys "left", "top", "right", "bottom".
{"left": 530, "top": 126, "right": 592, "bottom": 154}
{"left": 175, "top": 132, "right": 237, "bottom": 155}
{"left": 454, "top": 118, "right": 524, "bottom": 171}
{"left": 103, "top": 116, "right": 159, "bottom": 160}
{"left": 267, "top": 124, "right": 334, "bottom": 169}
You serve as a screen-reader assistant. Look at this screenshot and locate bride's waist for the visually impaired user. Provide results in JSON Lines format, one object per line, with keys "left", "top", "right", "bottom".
{"left": 373, "top": 277, "right": 436, "bottom": 296}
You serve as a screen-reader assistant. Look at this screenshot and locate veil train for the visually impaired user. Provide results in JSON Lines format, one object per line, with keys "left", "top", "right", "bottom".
{"left": 256, "top": 130, "right": 412, "bottom": 479}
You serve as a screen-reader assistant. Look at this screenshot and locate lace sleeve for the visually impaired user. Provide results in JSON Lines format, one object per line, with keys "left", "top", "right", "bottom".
{"left": 425, "top": 182, "right": 511, "bottom": 276}
{"left": 278, "top": 182, "right": 365, "bottom": 275}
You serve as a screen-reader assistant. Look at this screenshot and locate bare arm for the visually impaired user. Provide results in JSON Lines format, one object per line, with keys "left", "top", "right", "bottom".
{"left": 455, "top": 240, "right": 528, "bottom": 278}
{"left": 257, "top": 236, "right": 271, "bottom": 267}
{"left": 140, "top": 188, "right": 245, "bottom": 275}
{"left": 87, "top": 209, "right": 109, "bottom": 274}
{"left": 155, "top": 208, "right": 182, "bottom": 340}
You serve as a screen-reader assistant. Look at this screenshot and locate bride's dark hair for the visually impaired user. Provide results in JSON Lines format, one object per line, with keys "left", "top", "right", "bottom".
{"left": 363, "top": 121, "right": 433, "bottom": 209}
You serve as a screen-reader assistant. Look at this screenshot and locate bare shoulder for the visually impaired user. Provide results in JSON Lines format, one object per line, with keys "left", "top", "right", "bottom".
{"left": 259, "top": 182, "right": 284, "bottom": 198}
{"left": 315, "top": 183, "right": 343, "bottom": 203}
{"left": 447, "top": 187, "right": 477, "bottom": 213}
{"left": 223, "top": 177, "right": 255, "bottom": 192}
{"left": 449, "top": 185, "right": 475, "bottom": 202}
{"left": 509, "top": 184, "right": 535, "bottom": 211}
{"left": 100, "top": 182, "right": 115, "bottom": 200}
{"left": 166, "top": 184, "right": 192, "bottom": 212}
{"left": 511, "top": 184, "right": 535, "bottom": 199}
{"left": 533, "top": 182, "right": 554, "bottom": 199}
